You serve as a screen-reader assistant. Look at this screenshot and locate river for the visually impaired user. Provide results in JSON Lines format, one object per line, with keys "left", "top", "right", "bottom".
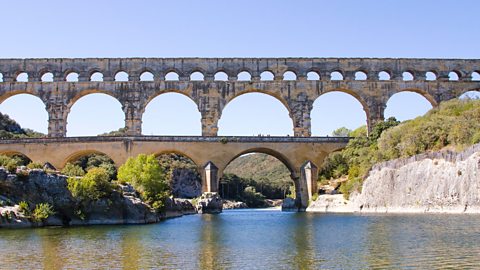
{"left": 1, "top": 209, "right": 479, "bottom": 269}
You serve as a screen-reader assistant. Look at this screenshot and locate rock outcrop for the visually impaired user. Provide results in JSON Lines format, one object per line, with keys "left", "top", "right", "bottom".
{"left": 223, "top": 200, "right": 248, "bottom": 209}
{"left": 0, "top": 169, "right": 196, "bottom": 228}
{"left": 308, "top": 144, "right": 480, "bottom": 214}
{"left": 196, "top": 192, "right": 222, "bottom": 214}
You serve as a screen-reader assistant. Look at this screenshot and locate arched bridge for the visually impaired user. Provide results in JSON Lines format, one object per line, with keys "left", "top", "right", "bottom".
{"left": 0, "top": 136, "right": 348, "bottom": 209}
{"left": 0, "top": 57, "right": 479, "bottom": 137}
{"left": 1, "top": 57, "right": 479, "bottom": 209}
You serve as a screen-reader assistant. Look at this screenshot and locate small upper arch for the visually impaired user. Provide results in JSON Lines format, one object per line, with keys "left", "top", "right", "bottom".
{"left": 237, "top": 70, "right": 252, "bottom": 81}
{"left": 378, "top": 70, "right": 391, "bottom": 80}
{"left": 283, "top": 70, "right": 297, "bottom": 81}
{"left": 260, "top": 70, "right": 275, "bottom": 81}
{"left": 114, "top": 70, "right": 129, "bottom": 82}
{"left": 330, "top": 70, "right": 344, "bottom": 81}
{"left": 354, "top": 70, "right": 368, "bottom": 81}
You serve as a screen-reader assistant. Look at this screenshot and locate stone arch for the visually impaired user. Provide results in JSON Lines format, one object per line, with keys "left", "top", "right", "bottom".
{"left": 311, "top": 89, "right": 369, "bottom": 136}
{"left": 458, "top": 87, "right": 480, "bottom": 99}
{"left": 0, "top": 151, "right": 33, "bottom": 162}
{"left": 66, "top": 91, "right": 124, "bottom": 136}
{"left": 142, "top": 90, "right": 199, "bottom": 115}
{"left": 114, "top": 71, "right": 129, "bottom": 82}
{"left": 89, "top": 70, "right": 104, "bottom": 81}
{"left": 219, "top": 91, "right": 294, "bottom": 136}
{"left": 0, "top": 92, "right": 49, "bottom": 134}
{"left": 224, "top": 89, "right": 292, "bottom": 115}
{"left": 237, "top": 70, "right": 252, "bottom": 81}
{"left": 426, "top": 71, "right": 437, "bottom": 81}
{"left": 0, "top": 90, "right": 44, "bottom": 104}
{"left": 139, "top": 68, "right": 155, "bottom": 81}
{"left": 283, "top": 71, "right": 297, "bottom": 81}
{"left": 330, "top": 70, "right": 344, "bottom": 81}
{"left": 154, "top": 150, "right": 203, "bottom": 169}
{"left": 63, "top": 150, "right": 119, "bottom": 168}
{"left": 67, "top": 89, "right": 120, "bottom": 109}
{"left": 16, "top": 72, "right": 29, "bottom": 82}
{"left": 391, "top": 88, "right": 438, "bottom": 107}
{"left": 378, "top": 70, "right": 391, "bottom": 80}
{"left": 190, "top": 71, "right": 205, "bottom": 81}
{"left": 384, "top": 89, "right": 435, "bottom": 121}
{"left": 40, "top": 70, "right": 54, "bottom": 82}
{"left": 164, "top": 69, "right": 182, "bottom": 81}
{"left": 260, "top": 70, "right": 275, "bottom": 81}
{"left": 219, "top": 147, "right": 297, "bottom": 182}
{"left": 142, "top": 91, "right": 201, "bottom": 135}
{"left": 63, "top": 68, "right": 81, "bottom": 81}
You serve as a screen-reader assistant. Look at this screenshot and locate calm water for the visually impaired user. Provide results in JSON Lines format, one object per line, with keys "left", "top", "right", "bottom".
{"left": 1, "top": 210, "right": 479, "bottom": 269}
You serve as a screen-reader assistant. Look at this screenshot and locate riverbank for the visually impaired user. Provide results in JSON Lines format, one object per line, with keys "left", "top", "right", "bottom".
{"left": 308, "top": 143, "right": 480, "bottom": 214}
{"left": 0, "top": 168, "right": 198, "bottom": 228}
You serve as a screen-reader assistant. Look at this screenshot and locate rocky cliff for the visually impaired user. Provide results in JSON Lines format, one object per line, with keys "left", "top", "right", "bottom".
{"left": 308, "top": 144, "right": 480, "bottom": 214}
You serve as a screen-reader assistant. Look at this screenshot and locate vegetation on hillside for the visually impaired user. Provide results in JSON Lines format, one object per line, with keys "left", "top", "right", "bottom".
{"left": 67, "top": 167, "right": 115, "bottom": 201}
{"left": 0, "top": 112, "right": 44, "bottom": 139}
{"left": 320, "top": 98, "right": 480, "bottom": 199}
{"left": 223, "top": 153, "right": 293, "bottom": 199}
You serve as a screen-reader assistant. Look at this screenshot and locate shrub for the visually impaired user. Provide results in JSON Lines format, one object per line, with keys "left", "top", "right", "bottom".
{"left": 32, "top": 203, "right": 55, "bottom": 222}
{"left": 117, "top": 154, "right": 169, "bottom": 211}
{"left": 241, "top": 186, "right": 266, "bottom": 208}
{"left": 62, "top": 163, "right": 85, "bottom": 177}
{"left": 18, "top": 201, "right": 30, "bottom": 216}
{"left": 67, "top": 167, "right": 114, "bottom": 201}
{"left": 27, "top": 162, "right": 43, "bottom": 170}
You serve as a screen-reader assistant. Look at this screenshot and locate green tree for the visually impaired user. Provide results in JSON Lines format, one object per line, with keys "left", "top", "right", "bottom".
{"left": 331, "top": 127, "right": 352, "bottom": 137}
{"left": 61, "top": 163, "right": 85, "bottom": 177}
{"left": 117, "top": 154, "right": 170, "bottom": 211}
{"left": 67, "top": 167, "right": 114, "bottom": 201}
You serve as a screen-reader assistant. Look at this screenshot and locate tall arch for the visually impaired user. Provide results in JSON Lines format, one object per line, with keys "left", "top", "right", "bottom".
{"left": 311, "top": 90, "right": 368, "bottom": 136}
{"left": 66, "top": 93, "right": 124, "bottom": 136}
{"left": 221, "top": 151, "right": 295, "bottom": 201}
{"left": 218, "top": 92, "right": 293, "bottom": 136}
{"left": 0, "top": 93, "right": 48, "bottom": 134}
{"left": 384, "top": 90, "right": 434, "bottom": 121}
{"left": 142, "top": 92, "right": 201, "bottom": 135}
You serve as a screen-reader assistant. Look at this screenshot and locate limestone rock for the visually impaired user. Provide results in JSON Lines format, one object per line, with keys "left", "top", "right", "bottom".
{"left": 196, "top": 192, "right": 222, "bottom": 214}
{"left": 223, "top": 200, "right": 248, "bottom": 209}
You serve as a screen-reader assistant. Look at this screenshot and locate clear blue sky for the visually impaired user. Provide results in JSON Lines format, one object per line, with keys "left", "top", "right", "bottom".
{"left": 0, "top": 0, "right": 479, "bottom": 136}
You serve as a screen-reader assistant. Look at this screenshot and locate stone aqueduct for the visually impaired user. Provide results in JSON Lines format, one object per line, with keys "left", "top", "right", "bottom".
{"left": 0, "top": 57, "right": 479, "bottom": 209}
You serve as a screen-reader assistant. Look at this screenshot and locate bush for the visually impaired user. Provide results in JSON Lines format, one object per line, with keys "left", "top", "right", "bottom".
{"left": 27, "top": 162, "right": 43, "bottom": 170}
{"left": 32, "top": 203, "right": 55, "bottom": 222}
{"left": 117, "top": 154, "right": 169, "bottom": 211}
{"left": 241, "top": 186, "right": 266, "bottom": 208}
{"left": 18, "top": 201, "right": 30, "bottom": 216}
{"left": 67, "top": 167, "right": 114, "bottom": 201}
{"left": 62, "top": 163, "right": 85, "bottom": 177}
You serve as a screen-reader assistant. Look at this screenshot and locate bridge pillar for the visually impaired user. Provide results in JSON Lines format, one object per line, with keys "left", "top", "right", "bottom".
{"left": 366, "top": 101, "right": 386, "bottom": 135}
{"left": 201, "top": 117, "right": 218, "bottom": 136}
{"left": 46, "top": 100, "right": 68, "bottom": 137}
{"left": 290, "top": 96, "right": 313, "bottom": 137}
{"left": 301, "top": 161, "right": 318, "bottom": 202}
{"left": 203, "top": 161, "right": 219, "bottom": 193}
{"left": 123, "top": 100, "right": 143, "bottom": 135}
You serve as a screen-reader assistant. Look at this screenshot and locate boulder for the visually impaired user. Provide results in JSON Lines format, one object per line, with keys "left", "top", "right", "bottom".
{"left": 223, "top": 200, "right": 248, "bottom": 209}
{"left": 196, "top": 192, "right": 223, "bottom": 214}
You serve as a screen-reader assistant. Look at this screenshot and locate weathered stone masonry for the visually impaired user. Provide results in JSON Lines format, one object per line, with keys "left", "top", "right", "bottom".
{"left": 1, "top": 58, "right": 479, "bottom": 137}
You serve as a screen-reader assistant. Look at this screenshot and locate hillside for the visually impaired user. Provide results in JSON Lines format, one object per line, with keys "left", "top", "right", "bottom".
{"left": 320, "top": 98, "right": 480, "bottom": 199}
{"left": 222, "top": 153, "right": 293, "bottom": 199}
{"left": 0, "top": 112, "right": 44, "bottom": 139}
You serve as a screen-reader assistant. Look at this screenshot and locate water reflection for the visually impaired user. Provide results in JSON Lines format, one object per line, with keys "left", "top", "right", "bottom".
{"left": 291, "top": 213, "right": 319, "bottom": 269}
{"left": 199, "top": 214, "right": 228, "bottom": 270}
{"left": 0, "top": 211, "right": 480, "bottom": 269}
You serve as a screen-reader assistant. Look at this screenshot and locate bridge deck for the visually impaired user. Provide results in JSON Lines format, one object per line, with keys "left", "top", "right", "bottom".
{"left": 0, "top": 136, "right": 351, "bottom": 144}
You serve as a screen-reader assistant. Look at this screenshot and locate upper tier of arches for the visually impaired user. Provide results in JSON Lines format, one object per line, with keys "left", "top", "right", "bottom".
{"left": 0, "top": 58, "right": 479, "bottom": 83}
